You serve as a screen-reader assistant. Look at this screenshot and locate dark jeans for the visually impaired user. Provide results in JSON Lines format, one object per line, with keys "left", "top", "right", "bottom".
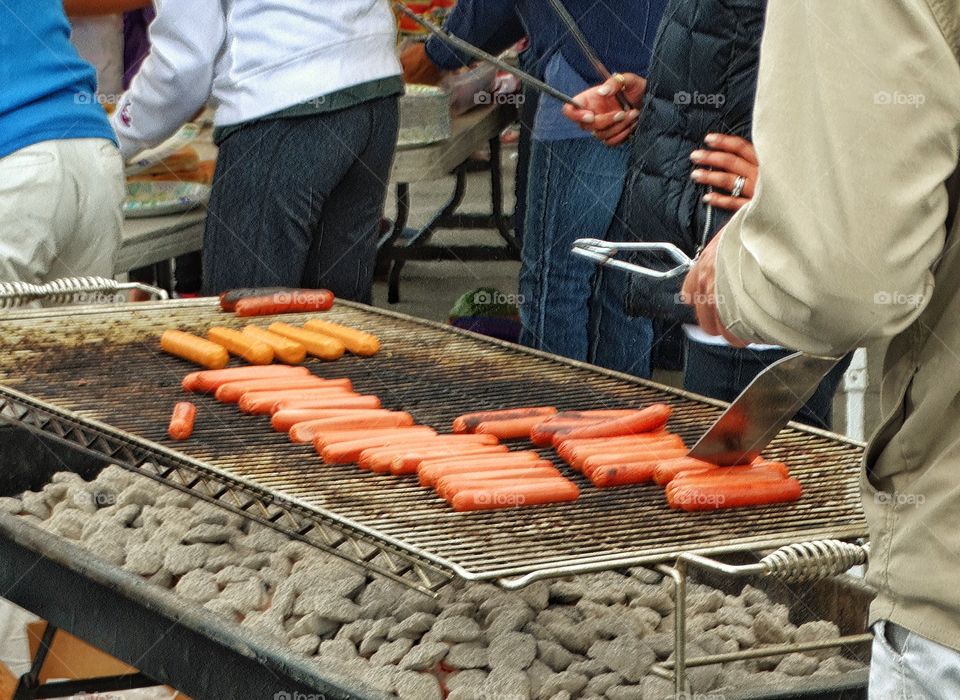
{"left": 518, "top": 136, "right": 652, "bottom": 378}
{"left": 203, "top": 96, "right": 399, "bottom": 301}
{"left": 683, "top": 339, "right": 853, "bottom": 430}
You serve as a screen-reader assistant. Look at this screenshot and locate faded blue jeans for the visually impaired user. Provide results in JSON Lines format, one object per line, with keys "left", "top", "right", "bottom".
{"left": 203, "top": 96, "right": 399, "bottom": 302}
{"left": 519, "top": 136, "right": 652, "bottom": 378}
{"left": 870, "top": 621, "right": 960, "bottom": 699}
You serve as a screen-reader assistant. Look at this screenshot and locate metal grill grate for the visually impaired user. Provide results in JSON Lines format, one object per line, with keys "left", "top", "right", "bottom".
{"left": 0, "top": 300, "right": 867, "bottom": 590}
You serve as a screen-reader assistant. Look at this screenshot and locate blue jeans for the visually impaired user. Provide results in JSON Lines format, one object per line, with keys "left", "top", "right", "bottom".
{"left": 870, "top": 621, "right": 960, "bottom": 700}
{"left": 203, "top": 96, "right": 399, "bottom": 301}
{"left": 519, "top": 137, "right": 652, "bottom": 378}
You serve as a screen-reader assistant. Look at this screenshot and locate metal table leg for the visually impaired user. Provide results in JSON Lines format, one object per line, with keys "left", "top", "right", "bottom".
{"left": 13, "top": 623, "right": 158, "bottom": 700}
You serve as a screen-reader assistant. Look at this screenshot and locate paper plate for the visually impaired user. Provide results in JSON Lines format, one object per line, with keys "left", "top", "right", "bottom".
{"left": 124, "top": 123, "right": 201, "bottom": 175}
{"left": 123, "top": 182, "right": 211, "bottom": 219}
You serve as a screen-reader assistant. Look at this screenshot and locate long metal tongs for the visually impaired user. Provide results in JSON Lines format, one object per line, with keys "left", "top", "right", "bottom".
{"left": 571, "top": 238, "right": 694, "bottom": 279}
{"left": 395, "top": 3, "right": 583, "bottom": 108}
{"left": 572, "top": 237, "right": 841, "bottom": 465}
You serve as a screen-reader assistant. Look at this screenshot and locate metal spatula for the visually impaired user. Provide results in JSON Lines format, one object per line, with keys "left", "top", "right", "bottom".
{"left": 687, "top": 352, "right": 840, "bottom": 465}
{"left": 571, "top": 238, "right": 841, "bottom": 464}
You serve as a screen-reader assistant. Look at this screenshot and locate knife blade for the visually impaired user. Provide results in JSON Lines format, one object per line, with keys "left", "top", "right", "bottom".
{"left": 688, "top": 352, "right": 841, "bottom": 465}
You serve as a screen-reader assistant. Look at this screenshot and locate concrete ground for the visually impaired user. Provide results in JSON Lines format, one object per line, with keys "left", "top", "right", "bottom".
{"left": 372, "top": 147, "right": 521, "bottom": 322}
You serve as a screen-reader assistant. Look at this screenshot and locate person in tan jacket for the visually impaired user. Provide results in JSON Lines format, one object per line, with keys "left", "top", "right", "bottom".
{"left": 683, "top": 0, "right": 960, "bottom": 694}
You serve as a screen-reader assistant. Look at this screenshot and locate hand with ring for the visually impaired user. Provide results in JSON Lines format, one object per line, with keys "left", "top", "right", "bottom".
{"left": 562, "top": 72, "right": 647, "bottom": 147}
{"left": 689, "top": 133, "right": 759, "bottom": 211}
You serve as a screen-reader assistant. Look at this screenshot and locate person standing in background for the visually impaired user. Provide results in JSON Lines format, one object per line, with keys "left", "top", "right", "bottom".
{"left": 0, "top": 1, "right": 125, "bottom": 285}
{"left": 111, "top": 1, "right": 403, "bottom": 302}
{"left": 517, "top": 0, "right": 666, "bottom": 379}
{"left": 565, "top": 0, "right": 847, "bottom": 429}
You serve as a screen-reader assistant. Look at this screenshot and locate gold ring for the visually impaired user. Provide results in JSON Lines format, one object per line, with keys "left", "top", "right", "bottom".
{"left": 612, "top": 73, "right": 627, "bottom": 88}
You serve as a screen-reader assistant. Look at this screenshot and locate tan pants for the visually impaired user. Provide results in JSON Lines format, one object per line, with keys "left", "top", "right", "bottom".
{"left": 0, "top": 138, "right": 124, "bottom": 283}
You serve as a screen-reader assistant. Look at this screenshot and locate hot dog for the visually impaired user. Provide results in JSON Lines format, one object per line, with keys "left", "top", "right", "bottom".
{"left": 161, "top": 330, "right": 229, "bottom": 369}
{"left": 238, "top": 388, "right": 355, "bottom": 415}
{"left": 551, "top": 404, "right": 672, "bottom": 444}
{"left": 564, "top": 435, "right": 687, "bottom": 471}
{"left": 313, "top": 426, "right": 435, "bottom": 451}
{"left": 354, "top": 436, "right": 501, "bottom": 471}
{"left": 318, "top": 428, "right": 439, "bottom": 463}
{"left": 215, "top": 376, "right": 350, "bottom": 403}
{"left": 386, "top": 443, "right": 511, "bottom": 475}
{"left": 272, "top": 408, "right": 387, "bottom": 432}
{"left": 437, "top": 468, "right": 563, "bottom": 500}
{"left": 555, "top": 433, "right": 683, "bottom": 464}
{"left": 652, "top": 457, "right": 720, "bottom": 486}
{"left": 289, "top": 412, "right": 415, "bottom": 443}
{"left": 267, "top": 323, "right": 345, "bottom": 361}
{"left": 189, "top": 365, "right": 310, "bottom": 393}
{"left": 580, "top": 447, "right": 688, "bottom": 478}
{"left": 219, "top": 287, "right": 293, "bottom": 312}
{"left": 452, "top": 407, "right": 557, "bottom": 434}
{"left": 303, "top": 319, "right": 380, "bottom": 357}
{"left": 242, "top": 325, "right": 307, "bottom": 364}
{"left": 234, "top": 289, "right": 335, "bottom": 317}
{"left": 668, "top": 477, "right": 803, "bottom": 511}
{"left": 167, "top": 401, "right": 197, "bottom": 440}
{"left": 475, "top": 415, "right": 559, "bottom": 440}
{"left": 418, "top": 453, "right": 547, "bottom": 487}
{"left": 182, "top": 372, "right": 202, "bottom": 392}
{"left": 273, "top": 396, "right": 382, "bottom": 413}
{"left": 530, "top": 410, "right": 655, "bottom": 445}
{"left": 207, "top": 326, "right": 274, "bottom": 365}
{"left": 451, "top": 479, "right": 580, "bottom": 512}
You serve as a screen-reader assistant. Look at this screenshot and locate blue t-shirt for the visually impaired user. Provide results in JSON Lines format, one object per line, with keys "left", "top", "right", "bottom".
{"left": 0, "top": 2, "right": 117, "bottom": 160}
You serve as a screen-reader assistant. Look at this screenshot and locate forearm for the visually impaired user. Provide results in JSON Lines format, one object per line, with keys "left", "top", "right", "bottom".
{"left": 110, "top": 0, "right": 222, "bottom": 160}
{"left": 424, "top": 0, "right": 522, "bottom": 71}
{"left": 715, "top": 0, "right": 960, "bottom": 355}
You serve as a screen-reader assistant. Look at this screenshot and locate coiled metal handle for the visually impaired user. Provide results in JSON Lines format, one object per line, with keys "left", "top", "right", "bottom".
{"left": 758, "top": 540, "right": 868, "bottom": 583}
{"left": 0, "top": 276, "right": 168, "bottom": 308}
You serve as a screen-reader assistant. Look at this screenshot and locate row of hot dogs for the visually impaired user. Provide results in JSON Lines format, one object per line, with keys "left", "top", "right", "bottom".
{"left": 162, "top": 358, "right": 802, "bottom": 513}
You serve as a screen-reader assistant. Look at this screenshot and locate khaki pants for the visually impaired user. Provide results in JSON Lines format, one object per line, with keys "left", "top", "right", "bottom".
{"left": 0, "top": 138, "right": 123, "bottom": 283}
{"left": 0, "top": 136, "right": 123, "bottom": 676}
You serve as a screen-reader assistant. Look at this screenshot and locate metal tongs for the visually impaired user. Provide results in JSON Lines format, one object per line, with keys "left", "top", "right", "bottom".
{"left": 572, "top": 237, "right": 841, "bottom": 465}
{"left": 395, "top": 3, "right": 583, "bottom": 108}
{"left": 571, "top": 238, "right": 694, "bottom": 279}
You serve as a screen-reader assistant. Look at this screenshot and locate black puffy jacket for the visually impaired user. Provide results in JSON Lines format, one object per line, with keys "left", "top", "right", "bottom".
{"left": 609, "top": 0, "right": 767, "bottom": 323}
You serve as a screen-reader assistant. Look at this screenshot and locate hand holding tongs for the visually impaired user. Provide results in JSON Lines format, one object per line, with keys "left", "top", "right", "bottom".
{"left": 571, "top": 238, "right": 695, "bottom": 279}
{"left": 395, "top": 3, "right": 583, "bottom": 108}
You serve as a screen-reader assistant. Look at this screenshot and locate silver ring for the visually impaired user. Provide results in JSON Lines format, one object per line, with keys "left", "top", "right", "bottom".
{"left": 731, "top": 175, "right": 746, "bottom": 198}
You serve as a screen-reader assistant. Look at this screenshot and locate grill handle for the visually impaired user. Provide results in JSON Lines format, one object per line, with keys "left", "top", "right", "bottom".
{"left": 656, "top": 539, "right": 870, "bottom": 695}
{"left": 0, "top": 277, "right": 168, "bottom": 308}
{"left": 570, "top": 238, "right": 694, "bottom": 279}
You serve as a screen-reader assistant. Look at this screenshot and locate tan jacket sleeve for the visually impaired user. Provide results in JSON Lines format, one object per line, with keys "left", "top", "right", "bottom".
{"left": 715, "top": 0, "right": 960, "bottom": 356}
